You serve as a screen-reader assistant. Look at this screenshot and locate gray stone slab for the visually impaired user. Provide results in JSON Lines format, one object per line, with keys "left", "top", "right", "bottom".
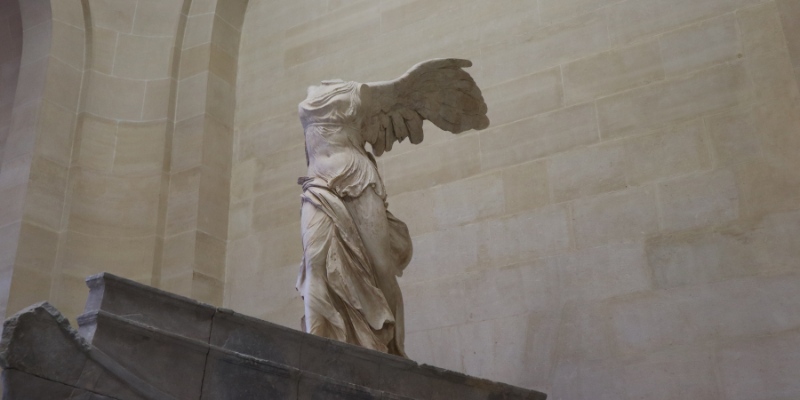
{"left": 296, "top": 372, "right": 384, "bottom": 400}
{"left": 74, "top": 360, "right": 149, "bottom": 400}
{"left": 295, "top": 332, "right": 387, "bottom": 388}
{"left": 82, "top": 311, "right": 208, "bottom": 399}
{"left": 210, "top": 308, "right": 304, "bottom": 367}
{"left": 375, "top": 361, "right": 489, "bottom": 400}
{"left": 200, "top": 347, "right": 300, "bottom": 400}
{"left": 0, "top": 303, "right": 149, "bottom": 400}
{"left": 2, "top": 370, "right": 119, "bottom": 400}
{"left": 380, "top": 394, "right": 416, "bottom": 400}
{"left": 0, "top": 303, "right": 90, "bottom": 388}
{"left": 82, "top": 273, "right": 216, "bottom": 343}
{"left": 2, "top": 273, "right": 547, "bottom": 400}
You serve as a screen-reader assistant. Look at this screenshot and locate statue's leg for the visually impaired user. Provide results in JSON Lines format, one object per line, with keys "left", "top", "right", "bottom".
{"left": 343, "top": 188, "right": 405, "bottom": 353}
{"left": 300, "top": 200, "right": 348, "bottom": 341}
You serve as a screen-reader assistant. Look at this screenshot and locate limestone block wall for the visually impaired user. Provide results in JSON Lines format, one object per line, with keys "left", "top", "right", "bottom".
{"left": 40, "top": 0, "right": 186, "bottom": 319}
{"left": 0, "top": 0, "right": 22, "bottom": 168}
{"left": 231, "top": 0, "right": 800, "bottom": 398}
{"left": 155, "top": 0, "right": 221, "bottom": 302}
{"left": 0, "top": 0, "right": 242, "bottom": 320}
{"left": 2, "top": 0, "right": 799, "bottom": 397}
{"left": 187, "top": 0, "right": 248, "bottom": 306}
{"left": 0, "top": 0, "right": 24, "bottom": 319}
{"left": 0, "top": 0, "right": 52, "bottom": 320}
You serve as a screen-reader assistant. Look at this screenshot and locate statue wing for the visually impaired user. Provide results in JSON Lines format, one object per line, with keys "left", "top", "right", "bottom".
{"left": 362, "top": 59, "right": 489, "bottom": 157}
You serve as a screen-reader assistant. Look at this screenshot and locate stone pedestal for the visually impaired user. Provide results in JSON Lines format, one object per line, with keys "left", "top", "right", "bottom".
{"left": 0, "top": 273, "right": 547, "bottom": 399}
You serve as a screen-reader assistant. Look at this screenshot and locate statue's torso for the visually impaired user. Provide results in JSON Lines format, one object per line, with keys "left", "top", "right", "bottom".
{"left": 299, "top": 81, "right": 385, "bottom": 200}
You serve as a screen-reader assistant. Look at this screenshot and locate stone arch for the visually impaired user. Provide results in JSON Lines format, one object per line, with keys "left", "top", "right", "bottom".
{"left": 186, "top": 0, "right": 250, "bottom": 306}
{"left": 0, "top": 0, "right": 27, "bottom": 321}
{"left": 3, "top": 0, "right": 205, "bottom": 320}
{"left": 144, "top": 0, "right": 251, "bottom": 306}
{"left": 0, "top": 0, "right": 254, "bottom": 320}
{"left": 0, "top": 0, "right": 70, "bottom": 321}
{"left": 0, "top": 0, "right": 23, "bottom": 169}
{"left": 150, "top": 0, "right": 214, "bottom": 299}
{"left": 49, "top": 0, "right": 191, "bottom": 319}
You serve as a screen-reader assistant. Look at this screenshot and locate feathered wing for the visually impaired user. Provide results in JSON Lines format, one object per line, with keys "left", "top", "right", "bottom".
{"left": 361, "top": 59, "right": 490, "bottom": 156}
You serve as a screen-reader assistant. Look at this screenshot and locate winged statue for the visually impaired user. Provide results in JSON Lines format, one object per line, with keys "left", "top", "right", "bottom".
{"left": 296, "top": 59, "right": 489, "bottom": 357}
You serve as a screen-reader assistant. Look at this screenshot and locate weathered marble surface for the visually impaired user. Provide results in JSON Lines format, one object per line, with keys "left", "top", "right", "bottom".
{"left": 0, "top": 273, "right": 546, "bottom": 400}
{"left": 297, "top": 59, "right": 489, "bottom": 356}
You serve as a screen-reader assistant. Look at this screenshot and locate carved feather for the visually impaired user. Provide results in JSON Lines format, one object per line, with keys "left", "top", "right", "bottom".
{"left": 363, "top": 58, "right": 489, "bottom": 156}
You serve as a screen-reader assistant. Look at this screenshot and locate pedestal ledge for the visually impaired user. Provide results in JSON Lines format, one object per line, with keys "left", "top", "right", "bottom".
{"left": 1, "top": 273, "right": 548, "bottom": 400}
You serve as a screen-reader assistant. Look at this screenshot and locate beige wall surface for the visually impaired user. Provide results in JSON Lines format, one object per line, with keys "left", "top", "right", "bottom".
{"left": 2, "top": 0, "right": 800, "bottom": 398}
{"left": 0, "top": 0, "right": 24, "bottom": 319}
{"left": 0, "top": 0, "right": 229, "bottom": 320}
{"left": 231, "top": 0, "right": 800, "bottom": 398}
{"left": 0, "top": 0, "right": 49, "bottom": 320}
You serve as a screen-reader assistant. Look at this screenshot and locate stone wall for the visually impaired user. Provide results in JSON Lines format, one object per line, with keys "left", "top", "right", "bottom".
{"left": 0, "top": 0, "right": 22, "bottom": 169}
{"left": 229, "top": 0, "right": 800, "bottom": 398}
{"left": 2, "top": 0, "right": 800, "bottom": 398}
{"left": 0, "top": 0, "right": 23, "bottom": 319}
{"left": 0, "top": 0, "right": 236, "bottom": 319}
{"left": 0, "top": 0, "right": 50, "bottom": 320}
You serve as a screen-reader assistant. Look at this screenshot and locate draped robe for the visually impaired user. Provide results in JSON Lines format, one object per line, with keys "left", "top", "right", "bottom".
{"left": 297, "top": 81, "right": 412, "bottom": 356}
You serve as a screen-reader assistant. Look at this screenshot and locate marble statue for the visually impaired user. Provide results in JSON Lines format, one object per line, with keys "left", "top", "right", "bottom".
{"left": 296, "top": 59, "right": 489, "bottom": 357}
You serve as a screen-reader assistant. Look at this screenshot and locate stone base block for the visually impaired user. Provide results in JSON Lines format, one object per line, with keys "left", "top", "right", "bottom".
{"left": 1, "top": 273, "right": 547, "bottom": 400}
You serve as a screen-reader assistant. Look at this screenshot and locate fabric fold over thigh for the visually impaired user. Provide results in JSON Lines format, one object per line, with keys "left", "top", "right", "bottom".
{"left": 297, "top": 178, "right": 396, "bottom": 353}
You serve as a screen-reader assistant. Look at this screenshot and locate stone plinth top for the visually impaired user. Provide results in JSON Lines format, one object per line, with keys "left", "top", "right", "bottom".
{"left": 1, "top": 273, "right": 547, "bottom": 400}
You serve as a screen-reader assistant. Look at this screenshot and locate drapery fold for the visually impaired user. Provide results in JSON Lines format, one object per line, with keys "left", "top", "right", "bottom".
{"left": 297, "top": 177, "right": 398, "bottom": 353}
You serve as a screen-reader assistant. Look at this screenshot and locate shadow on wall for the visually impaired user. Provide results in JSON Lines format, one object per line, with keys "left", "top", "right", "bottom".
{"left": 0, "top": 0, "right": 49, "bottom": 323}
{"left": 0, "top": 0, "right": 252, "bottom": 327}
